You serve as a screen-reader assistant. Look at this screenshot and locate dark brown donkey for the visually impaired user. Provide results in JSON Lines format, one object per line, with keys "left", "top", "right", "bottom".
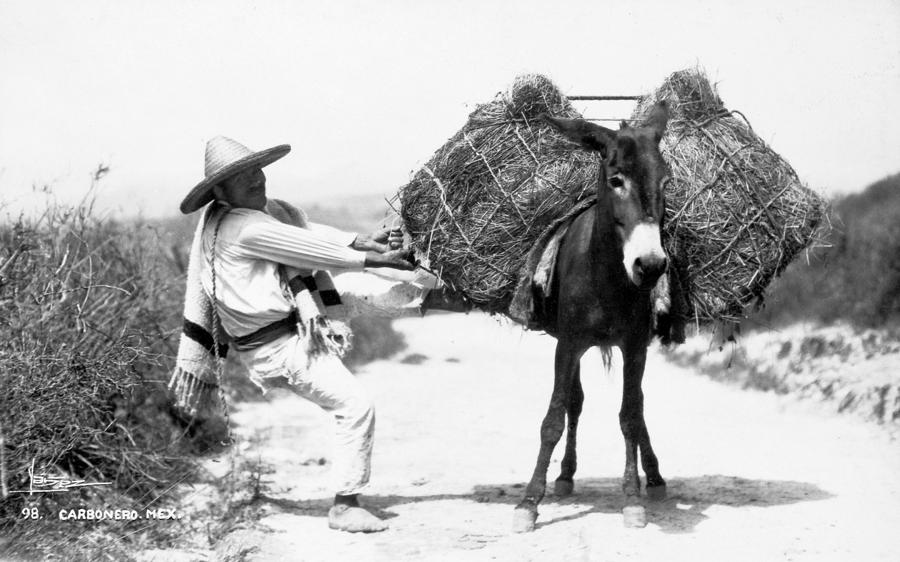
{"left": 513, "top": 102, "right": 672, "bottom": 532}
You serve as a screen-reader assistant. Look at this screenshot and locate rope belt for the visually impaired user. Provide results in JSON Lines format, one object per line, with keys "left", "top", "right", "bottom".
{"left": 231, "top": 309, "right": 300, "bottom": 352}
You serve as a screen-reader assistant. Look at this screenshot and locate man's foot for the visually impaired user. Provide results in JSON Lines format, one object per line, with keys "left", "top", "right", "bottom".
{"left": 327, "top": 504, "right": 389, "bottom": 533}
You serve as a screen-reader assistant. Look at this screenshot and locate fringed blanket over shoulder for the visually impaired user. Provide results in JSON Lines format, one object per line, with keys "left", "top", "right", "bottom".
{"left": 168, "top": 199, "right": 351, "bottom": 417}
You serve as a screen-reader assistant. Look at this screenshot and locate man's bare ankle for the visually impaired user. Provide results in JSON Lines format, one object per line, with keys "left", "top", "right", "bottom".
{"left": 334, "top": 493, "right": 360, "bottom": 508}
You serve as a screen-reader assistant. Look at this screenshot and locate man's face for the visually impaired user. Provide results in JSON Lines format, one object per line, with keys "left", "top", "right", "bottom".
{"left": 215, "top": 167, "right": 267, "bottom": 210}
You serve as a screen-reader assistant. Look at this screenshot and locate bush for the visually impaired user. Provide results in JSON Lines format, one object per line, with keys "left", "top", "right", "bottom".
{"left": 0, "top": 188, "right": 198, "bottom": 558}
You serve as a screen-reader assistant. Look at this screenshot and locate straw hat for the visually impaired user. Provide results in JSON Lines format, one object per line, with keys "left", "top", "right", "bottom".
{"left": 180, "top": 136, "right": 291, "bottom": 214}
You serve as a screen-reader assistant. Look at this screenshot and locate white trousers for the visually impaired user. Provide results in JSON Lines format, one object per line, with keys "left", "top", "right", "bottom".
{"left": 237, "top": 336, "right": 376, "bottom": 495}
{"left": 233, "top": 270, "right": 437, "bottom": 495}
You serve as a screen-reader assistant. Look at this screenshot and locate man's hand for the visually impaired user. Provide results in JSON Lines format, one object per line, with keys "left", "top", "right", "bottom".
{"left": 364, "top": 248, "right": 416, "bottom": 271}
{"left": 352, "top": 227, "right": 403, "bottom": 252}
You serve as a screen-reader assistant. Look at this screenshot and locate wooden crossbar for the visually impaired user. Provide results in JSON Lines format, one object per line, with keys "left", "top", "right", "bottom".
{"left": 567, "top": 95, "right": 643, "bottom": 101}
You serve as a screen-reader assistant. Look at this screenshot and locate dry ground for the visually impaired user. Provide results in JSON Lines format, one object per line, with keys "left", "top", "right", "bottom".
{"left": 146, "top": 313, "right": 899, "bottom": 562}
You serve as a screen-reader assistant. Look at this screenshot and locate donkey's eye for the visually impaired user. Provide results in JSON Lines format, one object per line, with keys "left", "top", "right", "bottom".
{"left": 608, "top": 175, "right": 625, "bottom": 189}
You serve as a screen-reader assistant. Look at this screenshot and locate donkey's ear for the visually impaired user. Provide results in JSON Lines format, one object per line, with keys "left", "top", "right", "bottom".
{"left": 539, "top": 114, "right": 616, "bottom": 155}
{"left": 644, "top": 101, "right": 669, "bottom": 140}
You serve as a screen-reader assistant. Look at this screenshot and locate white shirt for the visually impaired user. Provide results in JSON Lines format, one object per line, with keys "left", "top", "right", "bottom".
{"left": 200, "top": 206, "right": 367, "bottom": 338}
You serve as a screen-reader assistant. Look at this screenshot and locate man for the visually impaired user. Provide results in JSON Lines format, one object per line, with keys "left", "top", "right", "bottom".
{"left": 178, "top": 135, "right": 421, "bottom": 533}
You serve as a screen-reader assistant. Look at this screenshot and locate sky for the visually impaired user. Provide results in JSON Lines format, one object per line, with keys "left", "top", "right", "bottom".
{"left": 1, "top": 0, "right": 898, "bottom": 220}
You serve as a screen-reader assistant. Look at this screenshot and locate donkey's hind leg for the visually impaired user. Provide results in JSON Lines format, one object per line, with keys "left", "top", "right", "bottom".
{"left": 513, "top": 341, "right": 584, "bottom": 533}
{"left": 639, "top": 422, "right": 667, "bottom": 500}
{"left": 554, "top": 367, "right": 583, "bottom": 497}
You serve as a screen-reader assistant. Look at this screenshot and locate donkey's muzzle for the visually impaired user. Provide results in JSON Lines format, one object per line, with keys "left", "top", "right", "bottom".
{"left": 622, "top": 222, "right": 667, "bottom": 289}
{"left": 632, "top": 255, "right": 668, "bottom": 289}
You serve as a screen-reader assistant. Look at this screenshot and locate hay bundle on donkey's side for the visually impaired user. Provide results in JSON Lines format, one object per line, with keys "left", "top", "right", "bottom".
{"left": 632, "top": 69, "right": 826, "bottom": 322}
{"left": 399, "top": 75, "right": 601, "bottom": 313}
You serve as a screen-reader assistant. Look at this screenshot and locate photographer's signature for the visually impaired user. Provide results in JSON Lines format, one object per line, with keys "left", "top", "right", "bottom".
{"left": 8, "top": 459, "right": 112, "bottom": 494}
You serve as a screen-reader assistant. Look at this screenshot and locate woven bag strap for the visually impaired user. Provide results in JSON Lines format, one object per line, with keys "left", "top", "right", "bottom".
{"left": 209, "top": 207, "right": 234, "bottom": 446}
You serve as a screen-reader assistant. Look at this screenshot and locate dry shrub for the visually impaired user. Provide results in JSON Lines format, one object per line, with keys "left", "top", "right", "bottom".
{"left": 633, "top": 69, "right": 827, "bottom": 321}
{"left": 399, "top": 71, "right": 825, "bottom": 322}
{"left": 0, "top": 187, "right": 199, "bottom": 558}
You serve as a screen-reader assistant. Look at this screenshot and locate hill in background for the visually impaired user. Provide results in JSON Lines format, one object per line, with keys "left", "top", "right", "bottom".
{"left": 750, "top": 172, "right": 900, "bottom": 328}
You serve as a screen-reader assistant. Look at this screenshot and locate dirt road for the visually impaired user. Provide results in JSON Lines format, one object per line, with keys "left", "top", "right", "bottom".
{"left": 198, "top": 313, "right": 899, "bottom": 561}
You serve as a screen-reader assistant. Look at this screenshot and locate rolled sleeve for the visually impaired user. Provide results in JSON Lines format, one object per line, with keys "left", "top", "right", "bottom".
{"left": 235, "top": 216, "right": 366, "bottom": 271}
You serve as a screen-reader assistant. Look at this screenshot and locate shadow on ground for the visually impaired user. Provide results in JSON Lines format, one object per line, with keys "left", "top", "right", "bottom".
{"left": 249, "top": 474, "right": 831, "bottom": 534}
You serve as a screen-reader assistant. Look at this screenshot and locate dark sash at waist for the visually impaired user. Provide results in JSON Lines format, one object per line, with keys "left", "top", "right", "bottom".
{"left": 231, "top": 309, "right": 299, "bottom": 352}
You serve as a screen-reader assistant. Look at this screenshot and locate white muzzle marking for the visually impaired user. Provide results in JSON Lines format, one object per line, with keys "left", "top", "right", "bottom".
{"left": 622, "top": 222, "right": 666, "bottom": 285}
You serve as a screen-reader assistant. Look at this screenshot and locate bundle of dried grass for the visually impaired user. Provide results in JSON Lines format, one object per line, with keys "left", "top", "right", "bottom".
{"left": 399, "top": 74, "right": 600, "bottom": 312}
{"left": 633, "top": 69, "right": 826, "bottom": 321}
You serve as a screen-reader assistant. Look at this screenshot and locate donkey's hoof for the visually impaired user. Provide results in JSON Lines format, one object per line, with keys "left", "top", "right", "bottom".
{"left": 554, "top": 479, "right": 574, "bottom": 497}
{"left": 622, "top": 505, "right": 647, "bottom": 528}
{"left": 646, "top": 484, "right": 667, "bottom": 501}
{"left": 512, "top": 508, "right": 537, "bottom": 533}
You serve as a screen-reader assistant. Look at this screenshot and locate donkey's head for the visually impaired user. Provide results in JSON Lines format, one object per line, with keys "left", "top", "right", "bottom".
{"left": 540, "top": 102, "right": 670, "bottom": 289}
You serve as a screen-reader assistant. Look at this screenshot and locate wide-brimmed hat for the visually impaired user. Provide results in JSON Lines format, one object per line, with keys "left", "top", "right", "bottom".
{"left": 180, "top": 136, "right": 291, "bottom": 214}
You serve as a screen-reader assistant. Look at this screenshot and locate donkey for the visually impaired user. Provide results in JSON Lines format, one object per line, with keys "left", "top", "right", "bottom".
{"left": 512, "top": 102, "right": 672, "bottom": 532}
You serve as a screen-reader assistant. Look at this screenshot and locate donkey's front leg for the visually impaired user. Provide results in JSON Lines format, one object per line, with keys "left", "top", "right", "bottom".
{"left": 513, "top": 341, "right": 584, "bottom": 533}
{"left": 619, "top": 341, "right": 653, "bottom": 527}
{"left": 627, "top": 343, "right": 666, "bottom": 499}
